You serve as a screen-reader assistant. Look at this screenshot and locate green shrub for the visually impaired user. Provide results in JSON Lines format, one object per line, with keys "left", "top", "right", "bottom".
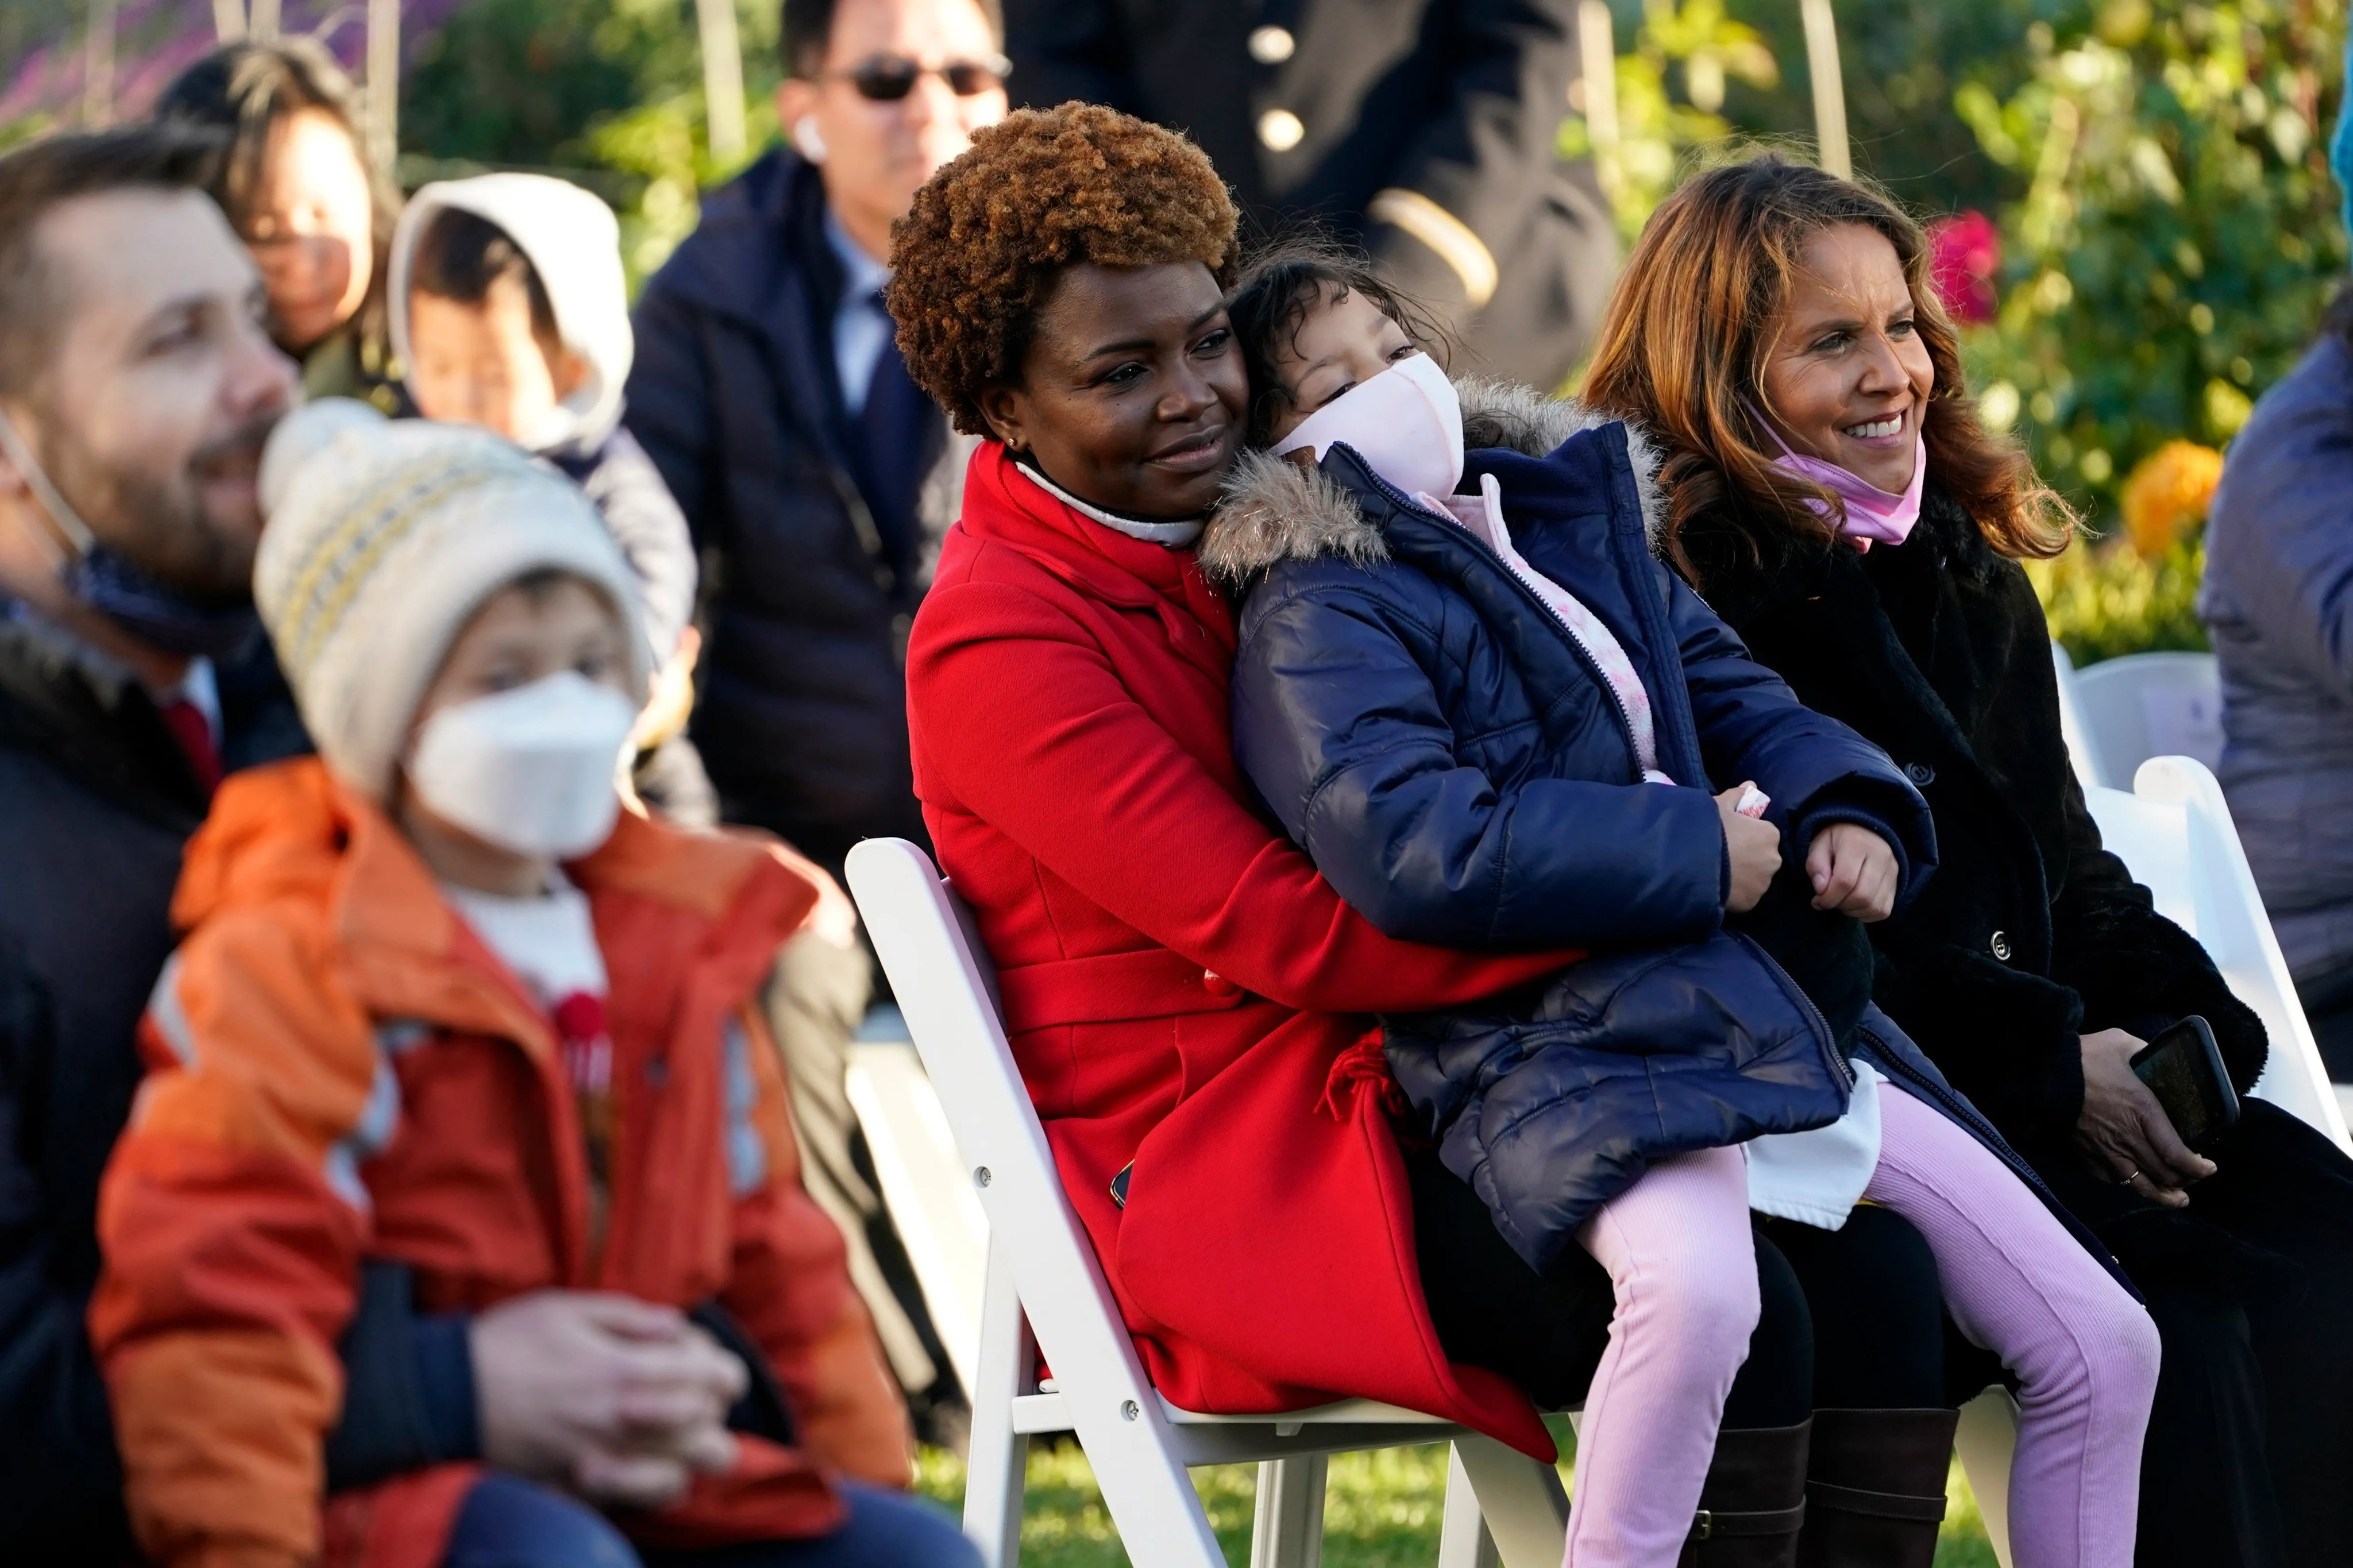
{"left": 1559, "top": 0, "right": 1781, "bottom": 245}
{"left": 1954, "top": 0, "right": 2347, "bottom": 524}
{"left": 401, "top": 0, "right": 778, "bottom": 288}
{"left": 2029, "top": 532, "right": 2211, "bottom": 666}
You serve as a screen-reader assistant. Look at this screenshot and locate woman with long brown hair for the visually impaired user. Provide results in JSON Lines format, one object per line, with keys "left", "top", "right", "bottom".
{"left": 1584, "top": 150, "right": 2353, "bottom": 1568}
{"left": 156, "top": 38, "right": 405, "bottom": 410}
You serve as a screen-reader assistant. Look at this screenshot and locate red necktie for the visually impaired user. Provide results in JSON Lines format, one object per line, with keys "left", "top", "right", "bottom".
{"left": 156, "top": 697, "right": 222, "bottom": 798}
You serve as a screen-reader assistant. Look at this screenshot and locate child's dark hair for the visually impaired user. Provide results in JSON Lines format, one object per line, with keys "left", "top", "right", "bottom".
{"left": 411, "top": 207, "right": 558, "bottom": 343}
{"left": 1226, "top": 235, "right": 1450, "bottom": 446}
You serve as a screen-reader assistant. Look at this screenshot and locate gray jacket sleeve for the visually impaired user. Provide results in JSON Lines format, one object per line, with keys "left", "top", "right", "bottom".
{"left": 2204, "top": 340, "right": 2353, "bottom": 701}
{"left": 581, "top": 427, "right": 700, "bottom": 664}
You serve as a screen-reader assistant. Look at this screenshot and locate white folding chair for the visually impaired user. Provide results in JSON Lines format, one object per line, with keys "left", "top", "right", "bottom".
{"left": 1954, "top": 1387, "right": 2024, "bottom": 1568}
{"left": 844, "top": 1011, "right": 990, "bottom": 1399}
{"left": 2082, "top": 757, "right": 2347, "bottom": 1150}
{"left": 1946, "top": 753, "right": 2352, "bottom": 1568}
{"left": 2051, "top": 640, "right": 2103, "bottom": 792}
{"left": 2068, "top": 652, "right": 2223, "bottom": 791}
{"left": 846, "top": 837, "right": 1571, "bottom": 1568}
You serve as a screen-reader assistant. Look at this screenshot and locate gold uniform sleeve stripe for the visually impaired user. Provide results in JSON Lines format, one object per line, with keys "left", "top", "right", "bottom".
{"left": 1368, "top": 187, "right": 1499, "bottom": 308}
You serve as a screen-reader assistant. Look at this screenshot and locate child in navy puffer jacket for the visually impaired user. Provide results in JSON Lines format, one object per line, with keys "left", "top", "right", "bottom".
{"left": 1205, "top": 252, "right": 2157, "bottom": 1568}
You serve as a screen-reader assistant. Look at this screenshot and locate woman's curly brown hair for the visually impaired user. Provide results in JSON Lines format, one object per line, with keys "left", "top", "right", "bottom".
{"left": 886, "top": 102, "right": 1240, "bottom": 437}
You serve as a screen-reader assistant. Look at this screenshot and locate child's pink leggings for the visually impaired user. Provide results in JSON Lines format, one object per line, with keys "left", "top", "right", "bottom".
{"left": 1561, "top": 1081, "right": 2161, "bottom": 1568}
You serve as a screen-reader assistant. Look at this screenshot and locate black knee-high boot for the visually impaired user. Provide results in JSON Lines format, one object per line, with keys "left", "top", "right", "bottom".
{"left": 1793, "top": 1408, "right": 1958, "bottom": 1568}
{"left": 1679, "top": 1420, "right": 1813, "bottom": 1566}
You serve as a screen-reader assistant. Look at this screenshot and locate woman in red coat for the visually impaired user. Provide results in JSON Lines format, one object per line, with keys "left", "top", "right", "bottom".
{"left": 885, "top": 107, "right": 1876, "bottom": 1511}
{"left": 888, "top": 105, "right": 1562, "bottom": 1454}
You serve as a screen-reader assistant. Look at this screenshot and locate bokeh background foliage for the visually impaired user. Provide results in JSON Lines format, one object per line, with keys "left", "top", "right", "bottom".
{"left": 13, "top": 0, "right": 2351, "bottom": 664}
{"left": 1571, "top": 0, "right": 2347, "bottom": 665}
{"left": 399, "top": 0, "right": 781, "bottom": 280}
{"left": 1956, "top": 2, "right": 2347, "bottom": 662}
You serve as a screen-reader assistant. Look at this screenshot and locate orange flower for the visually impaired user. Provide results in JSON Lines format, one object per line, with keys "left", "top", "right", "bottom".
{"left": 2119, "top": 440, "right": 2224, "bottom": 558}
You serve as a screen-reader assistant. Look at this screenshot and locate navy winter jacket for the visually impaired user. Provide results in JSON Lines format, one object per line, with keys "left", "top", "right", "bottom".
{"left": 627, "top": 149, "right": 970, "bottom": 875}
{"left": 1202, "top": 383, "right": 2098, "bottom": 1278}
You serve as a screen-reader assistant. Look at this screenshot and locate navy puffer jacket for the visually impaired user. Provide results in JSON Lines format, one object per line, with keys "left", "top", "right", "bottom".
{"left": 1204, "top": 381, "right": 2100, "bottom": 1278}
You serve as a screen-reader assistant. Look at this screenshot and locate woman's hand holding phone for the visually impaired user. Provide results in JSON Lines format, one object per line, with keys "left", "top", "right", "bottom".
{"left": 2074, "top": 1027, "right": 2218, "bottom": 1207}
{"left": 1716, "top": 782, "right": 1781, "bottom": 913}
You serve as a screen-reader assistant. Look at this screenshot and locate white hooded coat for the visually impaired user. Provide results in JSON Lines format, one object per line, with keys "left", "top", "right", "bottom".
{"left": 388, "top": 174, "right": 695, "bottom": 664}
{"left": 389, "top": 172, "right": 634, "bottom": 455}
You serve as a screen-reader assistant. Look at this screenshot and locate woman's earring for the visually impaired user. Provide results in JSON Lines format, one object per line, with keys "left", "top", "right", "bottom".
{"left": 793, "top": 115, "right": 828, "bottom": 164}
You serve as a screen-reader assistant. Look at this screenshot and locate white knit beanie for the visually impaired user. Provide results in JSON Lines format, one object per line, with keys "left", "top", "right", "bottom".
{"left": 256, "top": 399, "right": 652, "bottom": 802}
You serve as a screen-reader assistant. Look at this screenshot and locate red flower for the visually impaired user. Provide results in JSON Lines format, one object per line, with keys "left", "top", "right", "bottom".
{"left": 1928, "top": 210, "right": 2001, "bottom": 325}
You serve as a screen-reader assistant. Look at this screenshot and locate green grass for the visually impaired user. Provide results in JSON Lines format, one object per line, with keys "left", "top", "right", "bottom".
{"left": 915, "top": 1419, "right": 2000, "bottom": 1566}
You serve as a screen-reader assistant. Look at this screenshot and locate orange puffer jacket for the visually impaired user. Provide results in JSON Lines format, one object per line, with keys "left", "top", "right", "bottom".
{"left": 91, "top": 759, "right": 912, "bottom": 1568}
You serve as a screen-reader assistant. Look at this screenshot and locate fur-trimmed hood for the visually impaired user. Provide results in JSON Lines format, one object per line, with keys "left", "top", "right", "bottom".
{"left": 1198, "top": 377, "right": 1666, "bottom": 587}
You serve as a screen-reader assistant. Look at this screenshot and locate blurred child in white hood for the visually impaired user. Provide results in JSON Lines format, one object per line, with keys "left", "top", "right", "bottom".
{"left": 390, "top": 173, "right": 711, "bottom": 821}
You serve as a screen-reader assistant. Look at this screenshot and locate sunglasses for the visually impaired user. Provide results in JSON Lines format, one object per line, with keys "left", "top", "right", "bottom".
{"left": 827, "top": 53, "right": 1012, "bottom": 101}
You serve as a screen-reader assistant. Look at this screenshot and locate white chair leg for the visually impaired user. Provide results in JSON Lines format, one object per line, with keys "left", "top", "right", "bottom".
{"left": 1249, "top": 1454, "right": 1327, "bottom": 1568}
{"left": 1955, "top": 1386, "right": 2019, "bottom": 1568}
{"left": 1437, "top": 1443, "right": 1503, "bottom": 1568}
{"left": 1450, "top": 1432, "right": 1570, "bottom": 1568}
{"left": 963, "top": 1240, "right": 1031, "bottom": 1568}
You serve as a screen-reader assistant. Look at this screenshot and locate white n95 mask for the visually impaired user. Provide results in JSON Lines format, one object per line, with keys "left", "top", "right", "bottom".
{"left": 407, "top": 670, "right": 638, "bottom": 859}
{"left": 1275, "top": 350, "right": 1465, "bottom": 503}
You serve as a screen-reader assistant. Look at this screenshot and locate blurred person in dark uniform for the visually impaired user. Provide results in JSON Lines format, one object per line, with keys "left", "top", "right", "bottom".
{"left": 1004, "top": 0, "right": 1618, "bottom": 388}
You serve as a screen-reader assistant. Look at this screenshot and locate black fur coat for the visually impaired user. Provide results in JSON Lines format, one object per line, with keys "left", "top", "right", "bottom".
{"left": 1678, "top": 491, "right": 2267, "bottom": 1173}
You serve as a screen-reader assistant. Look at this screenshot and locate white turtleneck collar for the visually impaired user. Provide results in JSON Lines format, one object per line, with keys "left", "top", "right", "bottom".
{"left": 1015, "top": 458, "right": 1205, "bottom": 547}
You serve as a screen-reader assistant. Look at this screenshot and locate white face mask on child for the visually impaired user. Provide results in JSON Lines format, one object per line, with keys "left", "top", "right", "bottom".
{"left": 1275, "top": 351, "right": 1465, "bottom": 501}
{"left": 407, "top": 671, "right": 637, "bottom": 860}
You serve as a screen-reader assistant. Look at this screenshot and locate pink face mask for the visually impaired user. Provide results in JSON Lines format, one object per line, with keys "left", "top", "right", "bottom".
{"left": 1757, "top": 412, "right": 1926, "bottom": 551}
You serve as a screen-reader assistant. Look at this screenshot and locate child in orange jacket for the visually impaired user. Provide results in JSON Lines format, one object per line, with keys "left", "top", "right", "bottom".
{"left": 91, "top": 400, "right": 974, "bottom": 1568}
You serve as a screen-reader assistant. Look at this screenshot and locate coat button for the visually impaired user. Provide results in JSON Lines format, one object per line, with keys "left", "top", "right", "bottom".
{"left": 1248, "top": 25, "right": 1297, "bottom": 63}
{"left": 1202, "top": 970, "right": 1241, "bottom": 997}
{"left": 1904, "top": 761, "right": 1936, "bottom": 786}
{"left": 1258, "top": 109, "right": 1305, "bottom": 152}
{"left": 1989, "top": 931, "right": 2012, "bottom": 961}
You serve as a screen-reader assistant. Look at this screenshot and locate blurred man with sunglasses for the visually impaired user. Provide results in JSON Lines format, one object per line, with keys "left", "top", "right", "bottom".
{"left": 624, "top": 0, "right": 1008, "bottom": 1442}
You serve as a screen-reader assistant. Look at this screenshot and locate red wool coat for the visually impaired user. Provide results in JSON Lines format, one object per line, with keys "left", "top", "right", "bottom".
{"left": 904, "top": 446, "right": 1578, "bottom": 1458}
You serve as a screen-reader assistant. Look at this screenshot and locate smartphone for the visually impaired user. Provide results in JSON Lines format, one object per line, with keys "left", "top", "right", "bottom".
{"left": 2130, "top": 1015, "right": 2240, "bottom": 1152}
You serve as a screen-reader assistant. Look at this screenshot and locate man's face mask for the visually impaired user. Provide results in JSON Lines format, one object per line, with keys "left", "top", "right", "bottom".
{"left": 406, "top": 670, "right": 638, "bottom": 860}
{"left": 0, "top": 404, "right": 261, "bottom": 662}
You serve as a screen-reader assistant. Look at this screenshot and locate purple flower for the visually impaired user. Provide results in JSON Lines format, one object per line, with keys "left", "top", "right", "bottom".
{"left": 5, "top": 0, "right": 473, "bottom": 128}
